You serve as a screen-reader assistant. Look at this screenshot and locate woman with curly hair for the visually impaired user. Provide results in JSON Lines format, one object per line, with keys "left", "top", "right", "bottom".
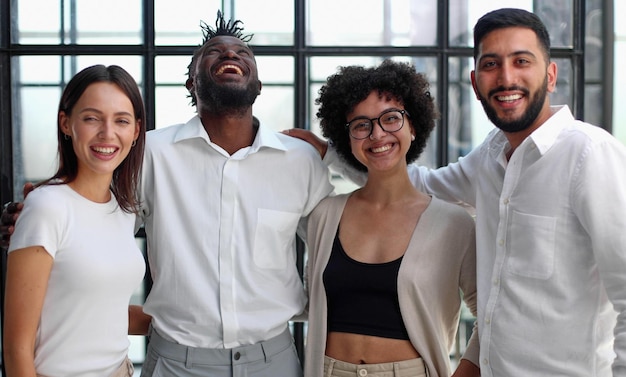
{"left": 303, "top": 60, "right": 480, "bottom": 377}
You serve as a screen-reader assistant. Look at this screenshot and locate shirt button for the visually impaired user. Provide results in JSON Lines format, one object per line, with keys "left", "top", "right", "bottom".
{"left": 503, "top": 198, "right": 509, "bottom": 205}
{"left": 483, "top": 358, "right": 489, "bottom": 365}
{"left": 359, "top": 369, "right": 368, "bottom": 376}
{"left": 485, "top": 318, "right": 491, "bottom": 324}
{"left": 498, "top": 239, "right": 504, "bottom": 246}
{"left": 234, "top": 352, "right": 241, "bottom": 360}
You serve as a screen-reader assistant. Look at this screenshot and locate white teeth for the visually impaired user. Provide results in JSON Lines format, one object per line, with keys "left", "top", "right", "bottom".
{"left": 216, "top": 64, "right": 243, "bottom": 76}
{"left": 496, "top": 94, "right": 522, "bottom": 102}
{"left": 93, "top": 147, "right": 116, "bottom": 155}
{"left": 371, "top": 145, "right": 392, "bottom": 153}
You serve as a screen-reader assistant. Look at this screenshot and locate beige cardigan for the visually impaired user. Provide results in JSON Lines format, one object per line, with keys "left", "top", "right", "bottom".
{"left": 304, "top": 194, "right": 479, "bottom": 377}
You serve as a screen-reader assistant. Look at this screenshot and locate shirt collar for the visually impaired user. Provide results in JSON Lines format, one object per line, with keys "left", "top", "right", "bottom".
{"left": 172, "top": 115, "right": 289, "bottom": 154}
{"left": 488, "top": 105, "right": 573, "bottom": 161}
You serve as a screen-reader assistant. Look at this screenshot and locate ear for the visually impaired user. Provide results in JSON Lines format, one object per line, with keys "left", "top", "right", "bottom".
{"left": 257, "top": 80, "right": 262, "bottom": 94}
{"left": 134, "top": 119, "right": 141, "bottom": 140}
{"left": 470, "top": 70, "right": 480, "bottom": 100}
{"left": 185, "top": 76, "right": 194, "bottom": 91}
{"left": 546, "top": 61, "right": 558, "bottom": 93}
{"left": 59, "top": 111, "right": 71, "bottom": 137}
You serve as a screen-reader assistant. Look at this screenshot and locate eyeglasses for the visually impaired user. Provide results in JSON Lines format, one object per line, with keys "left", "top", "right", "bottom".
{"left": 345, "top": 109, "right": 408, "bottom": 140}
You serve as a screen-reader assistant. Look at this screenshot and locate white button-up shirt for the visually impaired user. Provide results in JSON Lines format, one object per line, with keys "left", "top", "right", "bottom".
{"left": 327, "top": 105, "right": 626, "bottom": 376}
{"left": 139, "top": 116, "right": 333, "bottom": 348}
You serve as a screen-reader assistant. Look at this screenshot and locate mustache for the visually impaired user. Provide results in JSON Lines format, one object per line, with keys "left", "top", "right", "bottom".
{"left": 488, "top": 86, "right": 530, "bottom": 98}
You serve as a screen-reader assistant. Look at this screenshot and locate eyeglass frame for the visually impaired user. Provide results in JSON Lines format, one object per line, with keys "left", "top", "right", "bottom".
{"left": 345, "top": 109, "right": 409, "bottom": 140}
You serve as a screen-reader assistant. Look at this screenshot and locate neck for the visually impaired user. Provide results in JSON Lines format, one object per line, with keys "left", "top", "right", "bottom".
{"left": 67, "top": 172, "right": 112, "bottom": 203}
{"left": 359, "top": 168, "right": 423, "bottom": 206}
{"left": 199, "top": 109, "right": 257, "bottom": 155}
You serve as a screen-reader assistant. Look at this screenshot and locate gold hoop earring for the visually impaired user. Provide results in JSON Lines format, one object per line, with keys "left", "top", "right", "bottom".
{"left": 131, "top": 140, "right": 136, "bottom": 147}
{"left": 64, "top": 134, "right": 70, "bottom": 141}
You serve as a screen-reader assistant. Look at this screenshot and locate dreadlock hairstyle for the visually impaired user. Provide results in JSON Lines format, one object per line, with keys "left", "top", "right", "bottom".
{"left": 186, "top": 10, "right": 254, "bottom": 107}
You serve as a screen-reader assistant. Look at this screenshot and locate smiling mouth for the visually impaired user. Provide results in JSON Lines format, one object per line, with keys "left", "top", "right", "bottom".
{"left": 92, "top": 146, "right": 117, "bottom": 155}
{"left": 371, "top": 144, "right": 392, "bottom": 153}
{"left": 496, "top": 94, "right": 523, "bottom": 102}
{"left": 216, "top": 64, "right": 243, "bottom": 76}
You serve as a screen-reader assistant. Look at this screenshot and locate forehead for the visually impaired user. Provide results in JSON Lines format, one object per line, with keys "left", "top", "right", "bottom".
{"left": 349, "top": 91, "right": 402, "bottom": 116}
{"left": 203, "top": 35, "right": 252, "bottom": 51}
{"left": 477, "top": 27, "right": 542, "bottom": 58}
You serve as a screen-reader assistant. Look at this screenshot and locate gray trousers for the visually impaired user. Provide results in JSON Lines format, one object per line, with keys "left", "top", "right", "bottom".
{"left": 140, "top": 327, "right": 303, "bottom": 377}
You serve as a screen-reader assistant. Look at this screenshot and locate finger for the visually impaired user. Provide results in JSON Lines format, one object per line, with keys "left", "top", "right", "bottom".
{"left": 3, "top": 202, "right": 21, "bottom": 215}
{"left": 0, "top": 224, "right": 15, "bottom": 239}
{"left": 23, "top": 182, "right": 34, "bottom": 198}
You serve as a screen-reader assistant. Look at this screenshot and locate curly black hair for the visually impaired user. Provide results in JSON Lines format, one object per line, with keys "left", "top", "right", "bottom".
{"left": 186, "top": 10, "right": 254, "bottom": 107}
{"left": 316, "top": 59, "right": 438, "bottom": 172}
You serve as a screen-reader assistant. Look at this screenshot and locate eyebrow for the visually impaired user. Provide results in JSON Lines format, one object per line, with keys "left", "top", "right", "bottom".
{"left": 479, "top": 49, "right": 538, "bottom": 62}
{"left": 79, "top": 108, "right": 134, "bottom": 117}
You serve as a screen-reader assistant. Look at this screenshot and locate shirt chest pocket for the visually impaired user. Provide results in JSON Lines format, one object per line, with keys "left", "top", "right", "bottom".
{"left": 253, "top": 209, "right": 300, "bottom": 270}
{"left": 507, "top": 211, "right": 556, "bottom": 280}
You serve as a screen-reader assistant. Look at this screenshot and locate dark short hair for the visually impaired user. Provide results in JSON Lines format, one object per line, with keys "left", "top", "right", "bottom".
{"left": 186, "top": 10, "right": 254, "bottom": 107}
{"left": 473, "top": 8, "right": 551, "bottom": 62}
{"left": 45, "top": 64, "right": 146, "bottom": 214}
{"left": 316, "top": 59, "right": 438, "bottom": 172}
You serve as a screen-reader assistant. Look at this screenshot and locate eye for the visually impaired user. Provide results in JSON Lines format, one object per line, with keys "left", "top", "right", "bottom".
{"left": 351, "top": 120, "right": 371, "bottom": 131}
{"left": 381, "top": 113, "right": 401, "bottom": 123}
{"left": 116, "top": 118, "right": 131, "bottom": 126}
{"left": 238, "top": 48, "right": 252, "bottom": 56}
{"left": 481, "top": 60, "right": 497, "bottom": 70}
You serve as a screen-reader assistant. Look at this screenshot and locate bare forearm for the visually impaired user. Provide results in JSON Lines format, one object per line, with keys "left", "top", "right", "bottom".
{"left": 3, "top": 347, "right": 37, "bottom": 377}
{"left": 128, "top": 305, "right": 152, "bottom": 335}
{"left": 452, "top": 359, "right": 480, "bottom": 377}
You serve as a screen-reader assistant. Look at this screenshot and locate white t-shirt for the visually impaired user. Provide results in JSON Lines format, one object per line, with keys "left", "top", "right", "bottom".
{"left": 9, "top": 184, "right": 145, "bottom": 377}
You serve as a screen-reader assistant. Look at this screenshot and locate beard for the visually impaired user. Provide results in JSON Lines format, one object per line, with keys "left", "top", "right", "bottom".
{"left": 478, "top": 77, "right": 548, "bottom": 133}
{"left": 195, "top": 70, "right": 260, "bottom": 115}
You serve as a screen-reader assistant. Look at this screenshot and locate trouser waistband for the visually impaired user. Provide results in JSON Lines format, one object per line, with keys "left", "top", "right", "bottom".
{"left": 149, "top": 328, "right": 294, "bottom": 367}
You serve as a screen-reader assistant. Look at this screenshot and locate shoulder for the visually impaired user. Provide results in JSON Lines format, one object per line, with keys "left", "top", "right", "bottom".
{"left": 309, "top": 194, "right": 348, "bottom": 221}
{"left": 426, "top": 197, "right": 475, "bottom": 235}
{"left": 23, "top": 185, "right": 71, "bottom": 213}
{"left": 274, "top": 131, "right": 322, "bottom": 158}
{"left": 146, "top": 123, "right": 186, "bottom": 146}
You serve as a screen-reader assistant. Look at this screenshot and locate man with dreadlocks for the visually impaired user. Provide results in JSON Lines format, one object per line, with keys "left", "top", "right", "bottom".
{"left": 136, "top": 10, "right": 333, "bottom": 377}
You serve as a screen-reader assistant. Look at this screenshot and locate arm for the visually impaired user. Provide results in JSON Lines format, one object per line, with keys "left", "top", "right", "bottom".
{"left": 574, "top": 139, "right": 626, "bottom": 374}
{"left": 282, "top": 128, "right": 328, "bottom": 158}
{"left": 1, "top": 183, "right": 34, "bottom": 248}
{"left": 3, "top": 246, "right": 53, "bottom": 377}
{"left": 128, "top": 305, "right": 152, "bottom": 335}
{"left": 452, "top": 359, "right": 480, "bottom": 377}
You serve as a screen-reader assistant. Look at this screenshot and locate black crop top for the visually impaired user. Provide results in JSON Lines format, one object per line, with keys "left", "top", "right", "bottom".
{"left": 322, "top": 231, "right": 410, "bottom": 340}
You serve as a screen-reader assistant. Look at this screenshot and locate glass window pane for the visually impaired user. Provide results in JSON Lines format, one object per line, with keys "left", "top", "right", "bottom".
{"left": 256, "top": 56, "right": 293, "bottom": 84}
{"left": 307, "top": 0, "right": 435, "bottom": 46}
{"left": 12, "top": 56, "right": 143, "bottom": 188}
{"left": 448, "top": 57, "right": 491, "bottom": 158}
{"left": 16, "top": 0, "right": 142, "bottom": 44}
{"left": 254, "top": 86, "right": 294, "bottom": 132}
{"left": 235, "top": 0, "right": 294, "bottom": 45}
{"left": 154, "top": 0, "right": 221, "bottom": 45}
{"left": 155, "top": 56, "right": 197, "bottom": 129}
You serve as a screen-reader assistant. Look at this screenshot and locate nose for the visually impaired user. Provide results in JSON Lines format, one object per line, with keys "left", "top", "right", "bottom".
{"left": 222, "top": 49, "right": 240, "bottom": 59}
{"left": 369, "top": 120, "right": 387, "bottom": 140}
{"left": 497, "top": 61, "right": 516, "bottom": 87}
{"left": 98, "top": 120, "right": 115, "bottom": 139}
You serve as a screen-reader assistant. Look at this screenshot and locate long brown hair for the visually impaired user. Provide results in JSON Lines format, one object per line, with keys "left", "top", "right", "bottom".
{"left": 41, "top": 64, "right": 146, "bottom": 213}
